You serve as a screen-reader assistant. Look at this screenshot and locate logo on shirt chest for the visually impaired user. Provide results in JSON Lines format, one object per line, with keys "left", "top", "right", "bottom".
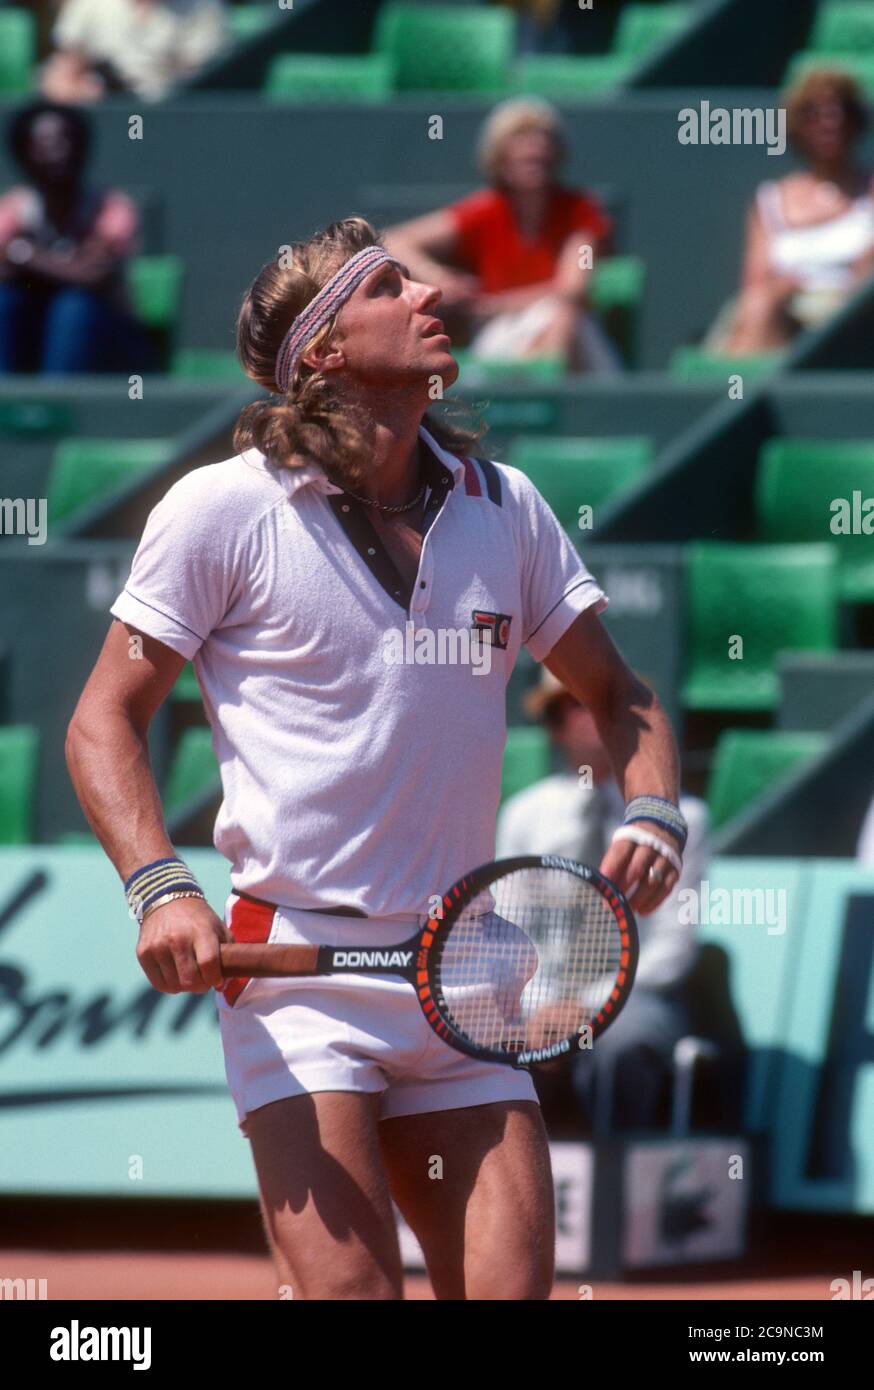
{"left": 470, "top": 609, "right": 513, "bottom": 650}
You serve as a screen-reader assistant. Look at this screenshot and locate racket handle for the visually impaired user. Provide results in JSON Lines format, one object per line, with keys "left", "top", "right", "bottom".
{"left": 220, "top": 942, "right": 320, "bottom": 978}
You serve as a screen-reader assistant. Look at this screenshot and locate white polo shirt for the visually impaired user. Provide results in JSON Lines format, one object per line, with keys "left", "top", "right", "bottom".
{"left": 110, "top": 424, "right": 608, "bottom": 917}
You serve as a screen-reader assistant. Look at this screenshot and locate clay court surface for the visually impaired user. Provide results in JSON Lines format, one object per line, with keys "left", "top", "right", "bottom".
{"left": 0, "top": 1248, "right": 834, "bottom": 1300}
{"left": 2, "top": 1201, "right": 862, "bottom": 1300}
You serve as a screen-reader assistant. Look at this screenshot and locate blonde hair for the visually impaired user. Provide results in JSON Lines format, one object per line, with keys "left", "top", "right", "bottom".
{"left": 782, "top": 66, "right": 868, "bottom": 150}
{"left": 233, "top": 216, "right": 484, "bottom": 490}
{"left": 476, "top": 97, "right": 565, "bottom": 183}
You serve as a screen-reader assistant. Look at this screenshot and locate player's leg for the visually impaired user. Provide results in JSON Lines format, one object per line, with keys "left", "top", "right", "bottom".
{"left": 379, "top": 1099, "right": 555, "bottom": 1300}
{"left": 244, "top": 1090, "right": 405, "bottom": 1300}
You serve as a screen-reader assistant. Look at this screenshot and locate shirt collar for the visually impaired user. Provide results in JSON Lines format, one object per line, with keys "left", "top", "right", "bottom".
{"left": 249, "top": 423, "right": 468, "bottom": 500}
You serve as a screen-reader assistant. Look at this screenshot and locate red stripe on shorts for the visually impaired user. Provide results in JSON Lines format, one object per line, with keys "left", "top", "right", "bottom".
{"left": 223, "top": 893, "right": 276, "bottom": 1006}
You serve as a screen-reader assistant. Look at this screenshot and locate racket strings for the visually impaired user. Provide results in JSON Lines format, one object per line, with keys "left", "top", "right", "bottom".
{"left": 434, "top": 868, "right": 623, "bottom": 1052}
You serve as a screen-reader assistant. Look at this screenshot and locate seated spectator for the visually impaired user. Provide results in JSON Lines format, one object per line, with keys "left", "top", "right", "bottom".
{"left": 721, "top": 69, "right": 874, "bottom": 353}
{"left": 493, "top": 0, "right": 576, "bottom": 54}
{"left": 384, "top": 98, "right": 622, "bottom": 372}
{"left": 496, "top": 669, "right": 710, "bottom": 1131}
{"left": 0, "top": 101, "right": 150, "bottom": 374}
{"left": 41, "top": 0, "right": 227, "bottom": 104}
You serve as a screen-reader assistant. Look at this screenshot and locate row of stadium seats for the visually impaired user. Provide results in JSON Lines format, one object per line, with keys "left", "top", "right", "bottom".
{"left": 7, "top": 1, "right": 874, "bottom": 103}
{"left": 261, "top": 1, "right": 874, "bottom": 102}
{"left": 263, "top": 3, "right": 693, "bottom": 102}
{"left": 0, "top": 717, "right": 828, "bottom": 845}
{"left": 42, "top": 429, "right": 874, "bottom": 616}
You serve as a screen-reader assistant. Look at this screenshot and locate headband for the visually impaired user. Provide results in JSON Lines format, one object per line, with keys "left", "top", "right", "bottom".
{"left": 274, "top": 245, "right": 399, "bottom": 394}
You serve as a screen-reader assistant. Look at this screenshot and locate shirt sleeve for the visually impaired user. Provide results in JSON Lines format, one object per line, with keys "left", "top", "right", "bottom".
{"left": 511, "top": 467, "right": 609, "bottom": 662}
{"left": 109, "top": 469, "right": 242, "bottom": 660}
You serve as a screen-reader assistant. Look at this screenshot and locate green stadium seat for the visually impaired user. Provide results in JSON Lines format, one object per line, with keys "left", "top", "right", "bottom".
{"left": 126, "top": 254, "right": 184, "bottom": 329}
{"left": 506, "top": 436, "right": 652, "bottom": 531}
{"left": 0, "top": 9, "right": 35, "bottom": 95}
{"left": 228, "top": 5, "right": 275, "bottom": 42}
{"left": 707, "top": 729, "right": 828, "bottom": 830}
{"left": 613, "top": 3, "right": 692, "bottom": 58}
{"left": 451, "top": 349, "right": 567, "bottom": 383}
{"left": 264, "top": 54, "right": 394, "bottom": 102}
{"left": 513, "top": 55, "right": 634, "bottom": 99}
{"left": 590, "top": 256, "right": 645, "bottom": 313}
{"left": 165, "top": 729, "right": 220, "bottom": 813}
{"left": 501, "top": 726, "right": 550, "bottom": 805}
{"left": 47, "top": 439, "right": 174, "bottom": 527}
{"left": 172, "top": 348, "right": 248, "bottom": 381}
{"left": 682, "top": 543, "right": 839, "bottom": 711}
{"left": 755, "top": 438, "right": 874, "bottom": 602}
{"left": 590, "top": 255, "right": 646, "bottom": 365}
{"left": 172, "top": 665, "right": 202, "bottom": 702}
{"left": 669, "top": 346, "right": 783, "bottom": 380}
{"left": 126, "top": 254, "right": 185, "bottom": 368}
{"left": 375, "top": 3, "right": 515, "bottom": 93}
{"left": 0, "top": 725, "right": 39, "bottom": 844}
{"left": 808, "top": 2, "right": 874, "bottom": 54}
{"left": 784, "top": 52, "right": 874, "bottom": 94}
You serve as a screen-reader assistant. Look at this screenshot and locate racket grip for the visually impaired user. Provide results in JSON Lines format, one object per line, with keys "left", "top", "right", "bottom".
{"left": 220, "top": 942, "right": 320, "bottom": 978}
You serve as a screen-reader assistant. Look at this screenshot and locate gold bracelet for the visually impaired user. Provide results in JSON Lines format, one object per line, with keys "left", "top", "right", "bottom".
{"left": 139, "top": 889, "right": 206, "bottom": 925}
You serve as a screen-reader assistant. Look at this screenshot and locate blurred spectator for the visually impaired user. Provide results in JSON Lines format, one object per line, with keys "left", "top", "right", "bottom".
{"left": 384, "top": 98, "right": 622, "bottom": 372}
{"left": 492, "top": 0, "right": 577, "bottom": 54}
{"left": 496, "top": 669, "right": 709, "bottom": 1130}
{"left": 0, "top": 101, "right": 150, "bottom": 374}
{"left": 721, "top": 69, "right": 874, "bottom": 353}
{"left": 41, "top": 0, "right": 227, "bottom": 103}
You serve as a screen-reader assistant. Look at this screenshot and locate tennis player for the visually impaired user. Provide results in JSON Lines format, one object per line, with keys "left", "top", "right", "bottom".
{"left": 66, "top": 217, "right": 687, "bottom": 1301}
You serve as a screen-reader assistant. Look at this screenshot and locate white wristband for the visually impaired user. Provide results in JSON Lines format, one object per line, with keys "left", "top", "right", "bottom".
{"left": 611, "top": 825, "right": 683, "bottom": 876}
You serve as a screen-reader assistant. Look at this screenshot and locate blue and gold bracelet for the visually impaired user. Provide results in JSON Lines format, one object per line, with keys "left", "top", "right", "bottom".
{"left": 623, "top": 795, "right": 688, "bottom": 852}
{"left": 125, "top": 856, "right": 204, "bottom": 924}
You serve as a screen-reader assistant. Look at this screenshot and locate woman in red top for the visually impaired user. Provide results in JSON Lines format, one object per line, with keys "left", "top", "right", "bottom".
{"left": 384, "top": 98, "right": 621, "bottom": 372}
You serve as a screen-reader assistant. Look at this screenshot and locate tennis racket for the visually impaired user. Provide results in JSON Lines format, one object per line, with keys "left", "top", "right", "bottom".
{"left": 219, "top": 854, "right": 638, "bottom": 1068}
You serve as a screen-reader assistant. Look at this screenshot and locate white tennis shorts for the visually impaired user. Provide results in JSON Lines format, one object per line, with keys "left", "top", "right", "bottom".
{"left": 215, "top": 892, "right": 538, "bottom": 1132}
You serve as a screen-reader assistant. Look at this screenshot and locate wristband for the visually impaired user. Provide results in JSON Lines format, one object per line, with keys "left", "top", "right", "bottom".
{"left": 139, "top": 889, "right": 206, "bottom": 925}
{"left": 623, "top": 794, "right": 688, "bottom": 852}
{"left": 611, "top": 825, "right": 684, "bottom": 876}
{"left": 125, "top": 856, "right": 203, "bottom": 924}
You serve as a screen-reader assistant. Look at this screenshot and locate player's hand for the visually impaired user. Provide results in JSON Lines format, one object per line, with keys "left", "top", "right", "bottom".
{"left": 599, "top": 823, "right": 683, "bottom": 917}
{"left": 136, "top": 897, "right": 230, "bottom": 995}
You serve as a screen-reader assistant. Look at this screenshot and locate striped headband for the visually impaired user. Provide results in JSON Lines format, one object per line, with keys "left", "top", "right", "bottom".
{"left": 274, "top": 245, "right": 399, "bottom": 394}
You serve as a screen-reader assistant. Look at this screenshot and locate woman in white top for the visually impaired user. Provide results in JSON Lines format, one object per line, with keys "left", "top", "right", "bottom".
{"left": 725, "top": 68, "right": 874, "bottom": 352}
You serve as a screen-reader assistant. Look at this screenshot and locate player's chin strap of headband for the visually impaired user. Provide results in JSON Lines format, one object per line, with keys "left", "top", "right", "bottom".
{"left": 274, "top": 244, "right": 400, "bottom": 395}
